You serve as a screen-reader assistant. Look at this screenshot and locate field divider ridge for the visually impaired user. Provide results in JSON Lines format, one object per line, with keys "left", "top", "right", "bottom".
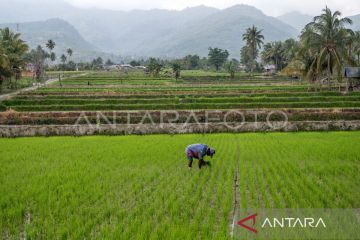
{"left": 230, "top": 142, "right": 240, "bottom": 238}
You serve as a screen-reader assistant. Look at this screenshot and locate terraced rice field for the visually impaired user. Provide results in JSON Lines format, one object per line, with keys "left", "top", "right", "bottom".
{"left": 1, "top": 72, "right": 359, "bottom": 238}
{"left": 1, "top": 71, "right": 359, "bottom": 112}
{"left": 1, "top": 132, "right": 359, "bottom": 239}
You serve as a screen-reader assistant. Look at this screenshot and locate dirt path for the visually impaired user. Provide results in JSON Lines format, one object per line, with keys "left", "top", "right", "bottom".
{"left": 230, "top": 143, "right": 241, "bottom": 238}
{"left": 0, "top": 73, "right": 88, "bottom": 102}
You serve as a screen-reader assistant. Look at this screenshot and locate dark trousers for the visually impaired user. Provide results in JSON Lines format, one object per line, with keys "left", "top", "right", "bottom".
{"left": 188, "top": 159, "right": 209, "bottom": 169}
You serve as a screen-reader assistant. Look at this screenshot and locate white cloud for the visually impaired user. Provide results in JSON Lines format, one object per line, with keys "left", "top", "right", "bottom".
{"left": 64, "top": 0, "right": 360, "bottom": 16}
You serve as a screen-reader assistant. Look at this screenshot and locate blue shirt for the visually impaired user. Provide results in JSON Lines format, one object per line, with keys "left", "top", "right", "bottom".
{"left": 185, "top": 144, "right": 208, "bottom": 160}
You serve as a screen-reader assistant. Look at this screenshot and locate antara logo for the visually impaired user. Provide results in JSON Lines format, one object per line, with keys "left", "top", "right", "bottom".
{"left": 261, "top": 217, "right": 326, "bottom": 228}
{"left": 237, "top": 213, "right": 258, "bottom": 233}
{"left": 238, "top": 213, "right": 326, "bottom": 234}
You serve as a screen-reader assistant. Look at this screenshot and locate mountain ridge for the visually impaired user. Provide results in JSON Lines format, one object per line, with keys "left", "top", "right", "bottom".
{"left": 0, "top": 18, "right": 96, "bottom": 51}
{"left": 2, "top": 1, "right": 359, "bottom": 59}
{"left": 350, "top": 14, "right": 360, "bottom": 30}
{"left": 0, "top": 19, "right": 125, "bottom": 62}
{"left": 141, "top": 4, "right": 298, "bottom": 57}
{"left": 277, "top": 11, "right": 313, "bottom": 32}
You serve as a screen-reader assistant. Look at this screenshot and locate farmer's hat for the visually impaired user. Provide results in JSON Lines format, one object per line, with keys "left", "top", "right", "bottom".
{"left": 208, "top": 148, "right": 216, "bottom": 157}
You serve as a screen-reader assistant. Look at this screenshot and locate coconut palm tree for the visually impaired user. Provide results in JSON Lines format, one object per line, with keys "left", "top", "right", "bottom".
{"left": 67, "top": 48, "right": 73, "bottom": 61}
{"left": 352, "top": 31, "right": 360, "bottom": 66}
{"left": 46, "top": 39, "right": 56, "bottom": 64}
{"left": 171, "top": 62, "right": 181, "bottom": 81}
{"left": 46, "top": 39, "right": 55, "bottom": 52}
{"left": 300, "top": 7, "right": 353, "bottom": 85}
{"left": 0, "top": 46, "right": 10, "bottom": 91}
{"left": 242, "top": 25, "right": 264, "bottom": 74}
{"left": 25, "top": 45, "right": 49, "bottom": 81}
{"left": 50, "top": 52, "right": 56, "bottom": 62}
{"left": 0, "top": 47, "right": 9, "bottom": 75}
{"left": 225, "top": 61, "right": 236, "bottom": 78}
{"left": 261, "top": 42, "right": 285, "bottom": 71}
{"left": 0, "top": 27, "right": 28, "bottom": 86}
{"left": 60, "top": 54, "right": 67, "bottom": 64}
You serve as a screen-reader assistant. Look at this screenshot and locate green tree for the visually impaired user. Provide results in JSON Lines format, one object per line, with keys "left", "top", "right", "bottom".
{"left": 240, "top": 46, "right": 256, "bottom": 72}
{"left": 351, "top": 31, "right": 360, "bottom": 66}
{"left": 25, "top": 45, "right": 49, "bottom": 81}
{"left": 46, "top": 39, "right": 55, "bottom": 51}
{"left": 95, "top": 57, "right": 103, "bottom": 66}
{"left": 242, "top": 25, "right": 264, "bottom": 74}
{"left": 50, "top": 52, "right": 56, "bottom": 62}
{"left": 46, "top": 39, "right": 56, "bottom": 64}
{"left": 300, "top": 7, "right": 353, "bottom": 84}
{"left": 130, "top": 60, "right": 141, "bottom": 67}
{"left": 60, "top": 54, "right": 67, "bottom": 64}
{"left": 147, "top": 58, "right": 162, "bottom": 77}
{"left": 261, "top": 41, "right": 285, "bottom": 71}
{"left": 225, "top": 60, "right": 237, "bottom": 78}
{"left": 105, "top": 59, "right": 114, "bottom": 66}
{"left": 0, "top": 27, "right": 29, "bottom": 83}
{"left": 182, "top": 55, "right": 200, "bottom": 70}
{"left": 281, "top": 39, "right": 300, "bottom": 66}
{"left": 208, "top": 47, "right": 229, "bottom": 71}
{"left": 171, "top": 62, "right": 181, "bottom": 81}
{"left": 0, "top": 46, "right": 11, "bottom": 90}
{"left": 67, "top": 48, "right": 73, "bottom": 62}
{"left": 91, "top": 57, "right": 104, "bottom": 70}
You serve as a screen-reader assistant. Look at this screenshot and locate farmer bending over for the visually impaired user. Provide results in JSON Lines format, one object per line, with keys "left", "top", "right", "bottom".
{"left": 185, "top": 144, "right": 216, "bottom": 169}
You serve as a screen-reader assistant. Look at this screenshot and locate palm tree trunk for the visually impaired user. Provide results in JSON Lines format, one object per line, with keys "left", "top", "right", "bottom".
{"left": 0, "top": 77, "right": 3, "bottom": 93}
{"left": 348, "top": 44, "right": 352, "bottom": 58}
{"left": 327, "top": 53, "right": 331, "bottom": 86}
{"left": 251, "top": 45, "right": 256, "bottom": 76}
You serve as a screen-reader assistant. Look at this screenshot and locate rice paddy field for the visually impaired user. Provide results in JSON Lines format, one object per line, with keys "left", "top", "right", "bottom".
{"left": 1, "top": 71, "right": 360, "bottom": 239}
{"left": 0, "top": 132, "right": 359, "bottom": 239}
{"left": 2, "top": 71, "right": 360, "bottom": 112}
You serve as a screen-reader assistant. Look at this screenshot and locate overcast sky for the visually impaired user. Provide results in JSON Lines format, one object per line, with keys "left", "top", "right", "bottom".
{"left": 64, "top": 0, "right": 360, "bottom": 16}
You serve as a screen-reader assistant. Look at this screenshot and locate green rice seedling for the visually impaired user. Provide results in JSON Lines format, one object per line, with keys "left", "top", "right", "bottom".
{"left": 1, "top": 133, "right": 360, "bottom": 238}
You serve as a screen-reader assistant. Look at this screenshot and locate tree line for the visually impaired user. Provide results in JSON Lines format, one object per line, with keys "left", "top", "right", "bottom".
{"left": 248, "top": 7, "right": 360, "bottom": 85}
{"left": 1, "top": 6, "right": 360, "bottom": 91}
{"left": 0, "top": 30, "right": 76, "bottom": 92}
{"left": 0, "top": 28, "right": 28, "bottom": 90}
{"left": 163, "top": 7, "right": 360, "bottom": 83}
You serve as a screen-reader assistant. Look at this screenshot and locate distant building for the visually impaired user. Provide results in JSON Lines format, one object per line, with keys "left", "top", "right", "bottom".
{"left": 135, "top": 66, "right": 147, "bottom": 70}
{"left": 104, "top": 65, "right": 120, "bottom": 71}
{"left": 264, "top": 64, "right": 276, "bottom": 75}
{"left": 344, "top": 67, "right": 360, "bottom": 79}
{"left": 25, "top": 63, "right": 35, "bottom": 72}
{"left": 119, "top": 64, "right": 134, "bottom": 70}
{"left": 239, "top": 64, "right": 246, "bottom": 71}
{"left": 104, "top": 64, "right": 146, "bottom": 71}
{"left": 344, "top": 67, "right": 360, "bottom": 92}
